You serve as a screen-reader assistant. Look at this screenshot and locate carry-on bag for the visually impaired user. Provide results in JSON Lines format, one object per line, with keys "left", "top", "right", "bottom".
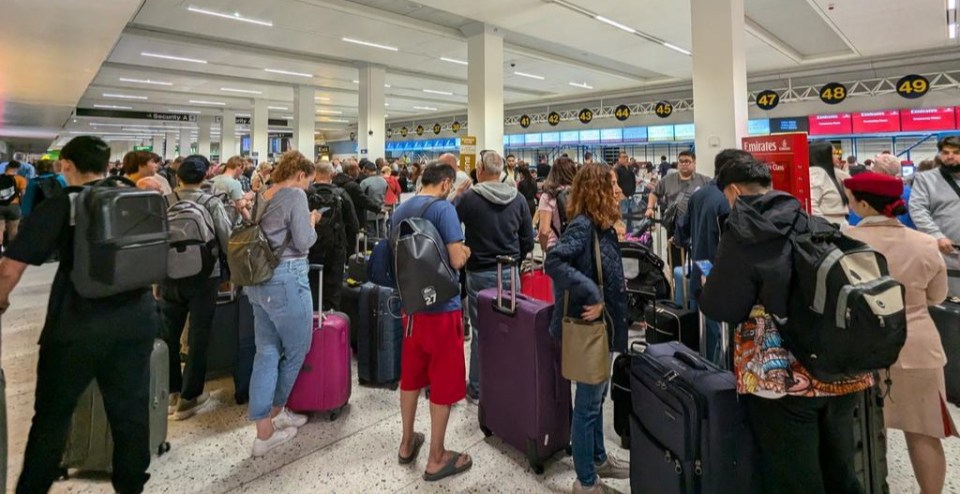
{"left": 189, "top": 284, "right": 255, "bottom": 404}
{"left": 286, "top": 265, "right": 352, "bottom": 420}
{"left": 356, "top": 282, "right": 403, "bottom": 388}
{"left": 611, "top": 342, "right": 643, "bottom": 449}
{"left": 520, "top": 254, "right": 554, "bottom": 303}
{"left": 629, "top": 341, "right": 753, "bottom": 494}
{"left": 477, "top": 255, "right": 570, "bottom": 475}
{"left": 853, "top": 386, "right": 890, "bottom": 494}
{"left": 347, "top": 234, "right": 370, "bottom": 283}
{"left": 644, "top": 300, "right": 699, "bottom": 352}
{"left": 341, "top": 278, "right": 363, "bottom": 353}
{"left": 61, "top": 339, "right": 171, "bottom": 475}
{"left": 930, "top": 301, "right": 960, "bottom": 405}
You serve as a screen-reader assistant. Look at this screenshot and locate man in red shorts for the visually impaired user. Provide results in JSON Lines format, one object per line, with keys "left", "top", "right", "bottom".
{"left": 393, "top": 162, "right": 473, "bottom": 481}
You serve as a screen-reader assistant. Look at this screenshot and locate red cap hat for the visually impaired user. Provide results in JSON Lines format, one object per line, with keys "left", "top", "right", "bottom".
{"left": 842, "top": 171, "right": 903, "bottom": 198}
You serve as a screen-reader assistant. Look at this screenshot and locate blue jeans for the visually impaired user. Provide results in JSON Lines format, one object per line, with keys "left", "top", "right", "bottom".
{"left": 466, "top": 268, "right": 519, "bottom": 398}
{"left": 619, "top": 198, "right": 635, "bottom": 233}
{"left": 245, "top": 258, "right": 313, "bottom": 421}
{"left": 572, "top": 379, "right": 609, "bottom": 487}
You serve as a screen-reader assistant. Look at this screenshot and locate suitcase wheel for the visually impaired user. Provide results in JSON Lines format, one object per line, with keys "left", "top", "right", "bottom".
{"left": 619, "top": 435, "right": 629, "bottom": 450}
{"left": 479, "top": 424, "right": 493, "bottom": 438}
{"left": 529, "top": 461, "right": 545, "bottom": 475}
{"left": 389, "top": 382, "right": 399, "bottom": 391}
{"left": 329, "top": 406, "right": 345, "bottom": 421}
{"left": 157, "top": 441, "right": 171, "bottom": 456}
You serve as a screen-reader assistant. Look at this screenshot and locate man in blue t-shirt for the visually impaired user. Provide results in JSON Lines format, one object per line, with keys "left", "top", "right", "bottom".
{"left": 392, "top": 162, "right": 474, "bottom": 482}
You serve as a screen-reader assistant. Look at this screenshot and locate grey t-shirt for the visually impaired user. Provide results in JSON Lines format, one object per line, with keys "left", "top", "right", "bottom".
{"left": 211, "top": 174, "right": 245, "bottom": 201}
{"left": 360, "top": 175, "right": 388, "bottom": 221}
{"left": 255, "top": 188, "right": 317, "bottom": 260}
{"left": 654, "top": 172, "right": 711, "bottom": 215}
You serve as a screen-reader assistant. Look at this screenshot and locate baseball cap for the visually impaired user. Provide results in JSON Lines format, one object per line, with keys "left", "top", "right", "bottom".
{"left": 177, "top": 155, "right": 210, "bottom": 184}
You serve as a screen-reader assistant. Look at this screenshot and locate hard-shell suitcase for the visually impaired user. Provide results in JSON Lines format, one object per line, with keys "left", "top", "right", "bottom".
{"left": 195, "top": 284, "right": 255, "bottom": 404}
{"left": 286, "top": 264, "right": 352, "bottom": 420}
{"left": 61, "top": 339, "right": 171, "bottom": 474}
{"left": 347, "top": 234, "right": 370, "bottom": 283}
{"left": 854, "top": 386, "right": 890, "bottom": 494}
{"left": 930, "top": 301, "right": 960, "bottom": 405}
{"left": 357, "top": 283, "right": 402, "bottom": 388}
{"left": 341, "top": 279, "right": 363, "bottom": 353}
{"left": 629, "top": 341, "right": 753, "bottom": 494}
{"left": 520, "top": 256, "right": 554, "bottom": 304}
{"left": 477, "top": 256, "right": 570, "bottom": 474}
{"left": 644, "top": 300, "right": 699, "bottom": 352}
{"left": 611, "top": 344, "right": 643, "bottom": 450}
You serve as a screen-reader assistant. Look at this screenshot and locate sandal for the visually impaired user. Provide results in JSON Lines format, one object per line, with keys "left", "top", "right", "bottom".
{"left": 423, "top": 451, "right": 473, "bottom": 482}
{"left": 398, "top": 432, "right": 425, "bottom": 465}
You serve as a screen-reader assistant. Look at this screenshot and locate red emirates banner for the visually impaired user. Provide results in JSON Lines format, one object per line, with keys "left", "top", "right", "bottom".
{"left": 742, "top": 133, "right": 811, "bottom": 213}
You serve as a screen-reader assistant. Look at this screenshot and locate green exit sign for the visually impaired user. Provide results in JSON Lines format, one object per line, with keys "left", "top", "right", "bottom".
{"left": 133, "top": 145, "right": 153, "bottom": 151}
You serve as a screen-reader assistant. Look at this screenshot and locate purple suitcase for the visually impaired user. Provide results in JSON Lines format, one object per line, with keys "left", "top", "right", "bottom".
{"left": 287, "top": 264, "right": 352, "bottom": 419}
{"left": 477, "top": 256, "right": 570, "bottom": 474}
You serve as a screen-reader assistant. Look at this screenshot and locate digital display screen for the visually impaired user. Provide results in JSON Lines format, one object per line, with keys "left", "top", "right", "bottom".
{"left": 647, "top": 125, "right": 674, "bottom": 141}
{"left": 769, "top": 117, "right": 809, "bottom": 133}
{"left": 579, "top": 129, "right": 601, "bottom": 143}
{"left": 852, "top": 111, "right": 900, "bottom": 133}
{"left": 748, "top": 119, "right": 770, "bottom": 136}
{"left": 674, "top": 123, "right": 695, "bottom": 141}
{"left": 541, "top": 132, "right": 560, "bottom": 145}
{"left": 560, "top": 130, "right": 580, "bottom": 144}
{"left": 524, "top": 133, "right": 542, "bottom": 146}
{"left": 900, "top": 107, "right": 956, "bottom": 132}
{"left": 505, "top": 134, "right": 524, "bottom": 147}
{"left": 622, "top": 127, "right": 647, "bottom": 142}
{"left": 600, "top": 128, "right": 623, "bottom": 143}
{"left": 808, "top": 113, "right": 853, "bottom": 135}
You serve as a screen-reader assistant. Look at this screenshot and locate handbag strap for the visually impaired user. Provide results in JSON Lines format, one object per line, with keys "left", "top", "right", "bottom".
{"left": 940, "top": 165, "right": 960, "bottom": 201}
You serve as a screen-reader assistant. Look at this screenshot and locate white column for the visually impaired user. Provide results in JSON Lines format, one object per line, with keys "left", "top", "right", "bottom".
{"left": 357, "top": 65, "right": 386, "bottom": 161}
{"left": 179, "top": 128, "right": 191, "bottom": 157}
{"left": 164, "top": 132, "right": 177, "bottom": 160}
{"left": 251, "top": 99, "right": 269, "bottom": 164}
{"left": 464, "top": 23, "right": 504, "bottom": 155}
{"left": 293, "top": 85, "right": 316, "bottom": 160}
{"left": 152, "top": 136, "right": 164, "bottom": 156}
{"left": 221, "top": 110, "right": 237, "bottom": 161}
{"left": 198, "top": 116, "right": 213, "bottom": 157}
{"left": 691, "top": 0, "right": 748, "bottom": 175}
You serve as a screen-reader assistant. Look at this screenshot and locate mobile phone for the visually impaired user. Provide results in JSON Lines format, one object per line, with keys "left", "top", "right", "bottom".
{"left": 318, "top": 207, "right": 331, "bottom": 214}
{"left": 901, "top": 165, "right": 915, "bottom": 178}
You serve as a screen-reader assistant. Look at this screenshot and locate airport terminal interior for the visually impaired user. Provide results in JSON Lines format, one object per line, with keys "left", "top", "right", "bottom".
{"left": 2, "top": 0, "right": 960, "bottom": 493}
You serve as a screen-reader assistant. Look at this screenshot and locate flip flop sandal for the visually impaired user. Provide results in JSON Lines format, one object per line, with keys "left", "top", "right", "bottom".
{"left": 423, "top": 451, "right": 473, "bottom": 482}
{"left": 398, "top": 432, "right": 425, "bottom": 465}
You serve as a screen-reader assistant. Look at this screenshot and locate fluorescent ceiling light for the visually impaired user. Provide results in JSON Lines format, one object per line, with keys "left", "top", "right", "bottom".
{"left": 265, "top": 68, "right": 313, "bottom": 78}
{"left": 662, "top": 42, "right": 692, "bottom": 55}
{"left": 187, "top": 6, "right": 273, "bottom": 27}
{"left": 94, "top": 104, "right": 133, "bottom": 110}
{"left": 189, "top": 99, "right": 226, "bottom": 106}
{"left": 141, "top": 52, "right": 207, "bottom": 64}
{"left": 595, "top": 16, "right": 636, "bottom": 34}
{"left": 414, "top": 106, "right": 438, "bottom": 111}
{"left": 440, "top": 57, "right": 468, "bottom": 66}
{"left": 268, "top": 106, "right": 288, "bottom": 110}
{"left": 322, "top": 118, "right": 349, "bottom": 123}
{"left": 103, "top": 93, "right": 147, "bottom": 100}
{"left": 352, "top": 80, "right": 359, "bottom": 84}
{"left": 569, "top": 81, "right": 594, "bottom": 89}
{"left": 341, "top": 37, "right": 398, "bottom": 52}
{"left": 221, "top": 87, "right": 262, "bottom": 94}
{"left": 169, "top": 109, "right": 201, "bottom": 114}
{"left": 316, "top": 96, "right": 331, "bottom": 101}
{"left": 120, "top": 77, "right": 172, "bottom": 86}
{"left": 282, "top": 115, "right": 293, "bottom": 119}
{"left": 385, "top": 84, "right": 391, "bottom": 88}
{"left": 423, "top": 89, "right": 454, "bottom": 96}
{"left": 385, "top": 103, "right": 390, "bottom": 107}
{"left": 950, "top": 0, "right": 957, "bottom": 9}
{"left": 236, "top": 113, "right": 251, "bottom": 117}
{"left": 513, "top": 71, "right": 545, "bottom": 80}
{"left": 317, "top": 109, "right": 343, "bottom": 114}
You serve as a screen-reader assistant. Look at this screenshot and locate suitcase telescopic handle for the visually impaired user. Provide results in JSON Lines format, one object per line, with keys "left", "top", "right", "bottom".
{"left": 310, "top": 263, "right": 324, "bottom": 322}
{"left": 495, "top": 255, "right": 517, "bottom": 315}
{"left": 673, "top": 350, "right": 708, "bottom": 371}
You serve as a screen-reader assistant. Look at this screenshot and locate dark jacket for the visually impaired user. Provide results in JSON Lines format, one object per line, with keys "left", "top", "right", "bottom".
{"left": 700, "top": 191, "right": 803, "bottom": 324}
{"left": 455, "top": 183, "right": 534, "bottom": 271}
{"left": 615, "top": 165, "right": 637, "bottom": 197}
{"left": 545, "top": 215, "right": 628, "bottom": 352}
{"left": 676, "top": 180, "right": 730, "bottom": 262}
{"left": 309, "top": 182, "right": 359, "bottom": 255}
{"left": 333, "top": 173, "right": 379, "bottom": 231}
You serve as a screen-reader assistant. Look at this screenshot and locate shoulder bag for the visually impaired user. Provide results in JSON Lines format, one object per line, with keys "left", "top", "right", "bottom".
{"left": 561, "top": 231, "right": 611, "bottom": 384}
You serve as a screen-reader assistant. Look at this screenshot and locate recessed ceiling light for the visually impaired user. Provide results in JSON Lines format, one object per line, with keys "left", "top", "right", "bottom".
{"left": 414, "top": 106, "right": 438, "bottom": 111}
{"left": 94, "top": 104, "right": 133, "bottom": 110}
{"left": 385, "top": 114, "right": 389, "bottom": 118}
{"left": 513, "top": 71, "right": 545, "bottom": 81}
{"left": 265, "top": 68, "right": 313, "bottom": 78}
{"left": 268, "top": 106, "right": 289, "bottom": 110}
{"left": 322, "top": 118, "right": 349, "bottom": 123}
{"left": 221, "top": 87, "right": 263, "bottom": 94}
{"left": 189, "top": 99, "right": 226, "bottom": 106}
{"left": 315, "top": 96, "right": 331, "bottom": 101}
{"left": 141, "top": 52, "right": 208, "bottom": 64}
{"left": 317, "top": 109, "right": 343, "bottom": 115}
{"left": 385, "top": 84, "right": 391, "bottom": 88}
{"left": 423, "top": 89, "right": 454, "bottom": 96}
{"left": 440, "top": 57, "right": 468, "bottom": 66}
{"left": 569, "top": 81, "right": 594, "bottom": 89}
{"left": 662, "top": 42, "right": 692, "bottom": 55}
{"left": 282, "top": 115, "right": 293, "bottom": 119}
{"left": 385, "top": 103, "right": 390, "bottom": 107}
{"left": 168, "top": 109, "right": 201, "bottom": 114}
{"left": 120, "top": 77, "right": 172, "bottom": 86}
{"left": 187, "top": 6, "right": 273, "bottom": 27}
{"left": 103, "top": 93, "right": 148, "bottom": 100}
{"left": 341, "top": 37, "right": 398, "bottom": 52}
{"left": 594, "top": 16, "right": 636, "bottom": 34}
{"left": 352, "top": 80, "right": 359, "bottom": 84}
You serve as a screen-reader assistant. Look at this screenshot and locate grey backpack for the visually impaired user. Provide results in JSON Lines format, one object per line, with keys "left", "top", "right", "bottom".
{"left": 165, "top": 192, "right": 218, "bottom": 281}
{"left": 227, "top": 194, "right": 289, "bottom": 286}
{"left": 390, "top": 198, "right": 459, "bottom": 314}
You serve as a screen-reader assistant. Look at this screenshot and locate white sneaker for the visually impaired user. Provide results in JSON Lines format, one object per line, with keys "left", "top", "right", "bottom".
{"left": 572, "top": 480, "right": 621, "bottom": 494}
{"left": 251, "top": 427, "right": 298, "bottom": 457}
{"left": 272, "top": 408, "right": 308, "bottom": 429}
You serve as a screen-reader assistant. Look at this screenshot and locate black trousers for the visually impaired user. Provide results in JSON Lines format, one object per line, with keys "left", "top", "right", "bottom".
{"left": 744, "top": 393, "right": 863, "bottom": 494}
{"left": 308, "top": 248, "right": 346, "bottom": 311}
{"left": 159, "top": 276, "right": 219, "bottom": 400}
{"left": 17, "top": 337, "right": 153, "bottom": 494}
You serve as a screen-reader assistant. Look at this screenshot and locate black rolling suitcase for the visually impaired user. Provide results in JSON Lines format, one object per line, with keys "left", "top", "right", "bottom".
{"left": 629, "top": 341, "right": 753, "bottom": 494}
{"left": 340, "top": 279, "right": 363, "bottom": 353}
{"left": 203, "top": 285, "right": 255, "bottom": 404}
{"left": 644, "top": 300, "right": 699, "bottom": 352}
{"left": 853, "top": 386, "right": 890, "bottom": 494}
{"left": 356, "top": 283, "right": 402, "bottom": 388}
{"left": 930, "top": 301, "right": 960, "bottom": 405}
{"left": 611, "top": 344, "right": 641, "bottom": 449}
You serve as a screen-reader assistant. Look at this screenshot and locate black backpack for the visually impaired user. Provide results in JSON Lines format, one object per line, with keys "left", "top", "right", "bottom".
{"left": 33, "top": 176, "right": 65, "bottom": 208}
{"left": 308, "top": 185, "right": 346, "bottom": 256}
{"left": 390, "top": 198, "right": 459, "bottom": 314}
{"left": 552, "top": 187, "right": 572, "bottom": 237}
{"left": 0, "top": 175, "right": 20, "bottom": 206}
{"left": 781, "top": 213, "right": 907, "bottom": 383}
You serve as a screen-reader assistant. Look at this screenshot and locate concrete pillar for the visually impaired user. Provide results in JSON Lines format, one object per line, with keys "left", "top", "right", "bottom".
{"left": 152, "top": 136, "right": 164, "bottom": 157}
{"left": 164, "top": 132, "right": 177, "bottom": 160}
{"left": 357, "top": 65, "right": 386, "bottom": 161}
{"left": 251, "top": 99, "right": 269, "bottom": 164}
{"left": 198, "top": 115, "right": 213, "bottom": 157}
{"left": 691, "top": 0, "right": 748, "bottom": 175}
{"left": 464, "top": 23, "right": 504, "bottom": 155}
{"left": 221, "top": 110, "right": 237, "bottom": 161}
{"left": 293, "top": 85, "right": 316, "bottom": 160}
{"left": 179, "top": 128, "right": 191, "bottom": 157}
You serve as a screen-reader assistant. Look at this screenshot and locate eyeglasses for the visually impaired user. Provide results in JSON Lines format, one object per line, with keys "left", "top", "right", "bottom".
{"left": 678, "top": 159, "right": 695, "bottom": 164}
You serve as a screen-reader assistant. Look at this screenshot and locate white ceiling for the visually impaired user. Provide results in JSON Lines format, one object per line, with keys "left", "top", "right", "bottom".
{"left": 2, "top": 0, "right": 956, "bottom": 148}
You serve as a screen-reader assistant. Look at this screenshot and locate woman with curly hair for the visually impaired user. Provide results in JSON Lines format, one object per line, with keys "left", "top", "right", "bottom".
{"left": 537, "top": 156, "right": 578, "bottom": 251}
{"left": 545, "top": 162, "right": 629, "bottom": 493}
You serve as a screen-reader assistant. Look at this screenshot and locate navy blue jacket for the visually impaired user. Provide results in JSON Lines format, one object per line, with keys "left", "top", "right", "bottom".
{"left": 676, "top": 180, "right": 730, "bottom": 264}
{"left": 545, "top": 215, "right": 628, "bottom": 352}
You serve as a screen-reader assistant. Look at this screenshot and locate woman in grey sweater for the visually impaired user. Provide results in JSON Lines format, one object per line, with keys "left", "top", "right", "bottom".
{"left": 246, "top": 151, "right": 321, "bottom": 457}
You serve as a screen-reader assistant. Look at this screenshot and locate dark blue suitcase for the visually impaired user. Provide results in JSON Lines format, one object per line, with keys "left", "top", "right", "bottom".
{"left": 629, "top": 341, "right": 753, "bottom": 494}
{"left": 931, "top": 301, "right": 960, "bottom": 405}
{"left": 357, "top": 283, "right": 402, "bottom": 388}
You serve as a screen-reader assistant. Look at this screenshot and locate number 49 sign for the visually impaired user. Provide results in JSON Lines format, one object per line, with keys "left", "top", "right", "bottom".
{"left": 896, "top": 74, "right": 929, "bottom": 99}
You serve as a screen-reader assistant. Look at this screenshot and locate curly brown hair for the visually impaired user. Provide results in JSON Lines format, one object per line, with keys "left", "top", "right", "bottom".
{"left": 567, "top": 162, "right": 620, "bottom": 230}
{"left": 271, "top": 151, "right": 316, "bottom": 183}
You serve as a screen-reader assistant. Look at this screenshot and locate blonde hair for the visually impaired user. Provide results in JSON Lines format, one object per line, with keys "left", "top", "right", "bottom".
{"left": 380, "top": 166, "right": 391, "bottom": 175}
{"left": 271, "top": 151, "right": 315, "bottom": 183}
{"left": 872, "top": 154, "right": 902, "bottom": 177}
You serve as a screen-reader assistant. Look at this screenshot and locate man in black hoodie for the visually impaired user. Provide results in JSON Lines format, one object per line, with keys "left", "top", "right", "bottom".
{"left": 699, "top": 159, "right": 873, "bottom": 494}
{"left": 308, "top": 160, "right": 359, "bottom": 310}
{"left": 333, "top": 160, "right": 380, "bottom": 252}
{"left": 454, "top": 151, "right": 534, "bottom": 402}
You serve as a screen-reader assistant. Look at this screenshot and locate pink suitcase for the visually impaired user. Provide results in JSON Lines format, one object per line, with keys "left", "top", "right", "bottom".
{"left": 286, "top": 264, "right": 352, "bottom": 420}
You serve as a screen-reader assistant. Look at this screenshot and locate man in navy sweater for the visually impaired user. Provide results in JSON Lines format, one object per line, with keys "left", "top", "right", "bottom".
{"left": 455, "top": 151, "right": 534, "bottom": 402}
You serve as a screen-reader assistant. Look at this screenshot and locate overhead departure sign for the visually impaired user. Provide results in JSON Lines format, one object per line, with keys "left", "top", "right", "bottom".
{"left": 756, "top": 90, "right": 780, "bottom": 111}
{"left": 76, "top": 108, "right": 198, "bottom": 122}
{"left": 654, "top": 101, "right": 673, "bottom": 118}
{"left": 614, "top": 105, "right": 631, "bottom": 121}
{"left": 819, "top": 82, "right": 847, "bottom": 105}
{"left": 578, "top": 108, "right": 593, "bottom": 124}
{"left": 519, "top": 114, "right": 532, "bottom": 128}
{"left": 547, "top": 112, "right": 561, "bottom": 126}
{"left": 896, "top": 74, "right": 929, "bottom": 99}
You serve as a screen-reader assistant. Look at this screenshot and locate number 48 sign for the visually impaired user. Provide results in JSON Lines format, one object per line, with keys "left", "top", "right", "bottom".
{"left": 819, "top": 82, "right": 847, "bottom": 105}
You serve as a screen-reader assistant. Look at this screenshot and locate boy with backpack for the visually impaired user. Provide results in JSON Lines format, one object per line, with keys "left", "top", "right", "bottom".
{"left": 307, "top": 160, "right": 359, "bottom": 311}
{"left": 161, "top": 155, "right": 233, "bottom": 420}
{"left": 0, "top": 136, "right": 162, "bottom": 494}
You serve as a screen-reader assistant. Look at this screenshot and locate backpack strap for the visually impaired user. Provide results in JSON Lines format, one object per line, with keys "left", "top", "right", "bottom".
{"left": 414, "top": 197, "right": 442, "bottom": 218}
{"left": 939, "top": 165, "right": 960, "bottom": 201}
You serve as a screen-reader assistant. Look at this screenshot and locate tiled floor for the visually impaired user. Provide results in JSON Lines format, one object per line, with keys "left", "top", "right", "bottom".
{"left": 3, "top": 263, "right": 959, "bottom": 493}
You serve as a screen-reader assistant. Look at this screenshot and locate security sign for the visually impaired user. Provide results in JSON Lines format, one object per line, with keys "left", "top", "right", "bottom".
{"left": 896, "top": 74, "right": 929, "bottom": 99}
{"left": 433, "top": 123, "right": 442, "bottom": 135}
{"left": 614, "top": 105, "right": 631, "bottom": 121}
{"left": 400, "top": 127, "right": 408, "bottom": 137}
{"left": 819, "top": 82, "right": 847, "bottom": 105}
{"left": 452, "top": 121, "right": 461, "bottom": 133}
{"left": 654, "top": 101, "right": 673, "bottom": 118}
{"left": 578, "top": 108, "right": 593, "bottom": 124}
{"left": 416, "top": 125, "right": 424, "bottom": 136}
{"left": 756, "top": 90, "right": 780, "bottom": 111}
{"left": 547, "top": 112, "right": 561, "bottom": 126}
{"left": 519, "top": 114, "right": 532, "bottom": 128}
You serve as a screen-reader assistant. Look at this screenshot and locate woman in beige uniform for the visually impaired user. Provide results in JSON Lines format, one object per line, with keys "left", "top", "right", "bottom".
{"left": 843, "top": 171, "right": 957, "bottom": 494}
{"left": 808, "top": 140, "right": 850, "bottom": 226}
